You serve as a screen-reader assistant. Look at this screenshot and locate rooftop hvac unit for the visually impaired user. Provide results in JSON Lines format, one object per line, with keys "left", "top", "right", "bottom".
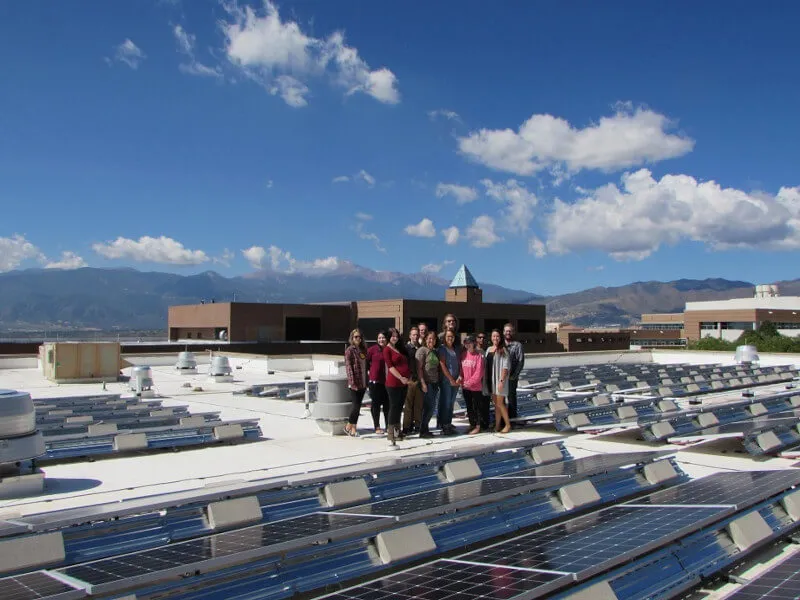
{"left": 175, "top": 351, "right": 197, "bottom": 372}
{"left": 735, "top": 345, "right": 759, "bottom": 365}
{"left": 130, "top": 366, "right": 154, "bottom": 393}
{"left": 209, "top": 356, "right": 232, "bottom": 377}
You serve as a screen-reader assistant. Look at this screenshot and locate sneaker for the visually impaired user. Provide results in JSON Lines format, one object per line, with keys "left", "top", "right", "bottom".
{"left": 419, "top": 431, "right": 434, "bottom": 439}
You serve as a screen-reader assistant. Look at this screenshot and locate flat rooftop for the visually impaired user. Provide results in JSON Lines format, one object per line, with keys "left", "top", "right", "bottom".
{"left": 1, "top": 349, "right": 798, "bottom": 517}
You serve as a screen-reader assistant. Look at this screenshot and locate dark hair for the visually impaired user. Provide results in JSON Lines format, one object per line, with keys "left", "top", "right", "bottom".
{"left": 491, "top": 329, "right": 507, "bottom": 351}
{"left": 376, "top": 329, "right": 388, "bottom": 342}
{"left": 387, "top": 327, "right": 407, "bottom": 356}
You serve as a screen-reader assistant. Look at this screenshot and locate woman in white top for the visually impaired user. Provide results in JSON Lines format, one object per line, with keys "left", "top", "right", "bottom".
{"left": 486, "top": 329, "right": 511, "bottom": 433}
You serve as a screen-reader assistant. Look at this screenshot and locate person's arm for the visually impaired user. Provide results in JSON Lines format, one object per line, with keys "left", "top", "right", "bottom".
{"left": 511, "top": 344, "right": 525, "bottom": 379}
{"left": 438, "top": 350, "right": 457, "bottom": 385}
{"left": 416, "top": 349, "right": 428, "bottom": 392}
{"left": 498, "top": 354, "right": 509, "bottom": 392}
{"left": 385, "top": 348, "right": 409, "bottom": 385}
{"left": 344, "top": 348, "right": 356, "bottom": 389}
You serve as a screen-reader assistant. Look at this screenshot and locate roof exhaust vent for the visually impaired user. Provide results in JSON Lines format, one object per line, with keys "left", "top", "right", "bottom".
{"left": 176, "top": 351, "right": 197, "bottom": 373}
{"left": 735, "top": 345, "right": 759, "bottom": 365}
{"left": 754, "top": 284, "right": 780, "bottom": 298}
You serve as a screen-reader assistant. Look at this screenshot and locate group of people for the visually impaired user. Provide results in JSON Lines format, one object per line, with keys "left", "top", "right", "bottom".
{"left": 343, "top": 314, "right": 525, "bottom": 447}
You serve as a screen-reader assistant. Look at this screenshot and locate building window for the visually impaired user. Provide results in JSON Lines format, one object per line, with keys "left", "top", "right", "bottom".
{"left": 459, "top": 318, "right": 476, "bottom": 334}
{"left": 187, "top": 332, "right": 192, "bottom": 339}
{"left": 640, "top": 323, "right": 683, "bottom": 330}
{"left": 196, "top": 332, "right": 202, "bottom": 339}
{"left": 484, "top": 318, "right": 507, "bottom": 333}
{"left": 774, "top": 322, "right": 800, "bottom": 329}
{"left": 47, "top": 349, "right": 54, "bottom": 364}
{"left": 357, "top": 318, "right": 397, "bottom": 341}
{"left": 285, "top": 317, "right": 322, "bottom": 341}
{"left": 517, "top": 319, "right": 541, "bottom": 333}
{"left": 409, "top": 317, "right": 439, "bottom": 333}
{"left": 700, "top": 322, "right": 718, "bottom": 330}
{"left": 721, "top": 322, "right": 753, "bottom": 330}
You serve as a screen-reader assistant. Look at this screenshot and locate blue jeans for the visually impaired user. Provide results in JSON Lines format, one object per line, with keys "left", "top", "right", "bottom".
{"left": 420, "top": 381, "right": 440, "bottom": 434}
{"left": 438, "top": 380, "right": 458, "bottom": 429}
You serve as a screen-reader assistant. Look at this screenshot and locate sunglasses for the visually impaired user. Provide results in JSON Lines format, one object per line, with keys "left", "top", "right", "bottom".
{"left": 353, "top": 335, "right": 361, "bottom": 339}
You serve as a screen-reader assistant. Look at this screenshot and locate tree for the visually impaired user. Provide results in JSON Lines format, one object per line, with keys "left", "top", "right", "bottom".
{"left": 757, "top": 320, "right": 779, "bottom": 338}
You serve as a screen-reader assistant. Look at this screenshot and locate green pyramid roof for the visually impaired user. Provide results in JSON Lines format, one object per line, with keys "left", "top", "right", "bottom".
{"left": 449, "top": 264, "right": 479, "bottom": 288}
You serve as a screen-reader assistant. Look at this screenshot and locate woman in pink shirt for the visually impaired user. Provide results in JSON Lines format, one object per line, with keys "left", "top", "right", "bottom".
{"left": 460, "top": 335, "right": 486, "bottom": 435}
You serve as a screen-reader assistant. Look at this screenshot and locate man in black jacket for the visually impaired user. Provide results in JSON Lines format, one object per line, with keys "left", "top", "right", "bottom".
{"left": 503, "top": 323, "right": 525, "bottom": 421}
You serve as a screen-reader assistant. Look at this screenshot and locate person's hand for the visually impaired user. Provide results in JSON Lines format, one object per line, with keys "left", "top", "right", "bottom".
{"left": 498, "top": 381, "right": 504, "bottom": 393}
{"left": 401, "top": 376, "right": 409, "bottom": 385}
{"left": 421, "top": 382, "right": 428, "bottom": 393}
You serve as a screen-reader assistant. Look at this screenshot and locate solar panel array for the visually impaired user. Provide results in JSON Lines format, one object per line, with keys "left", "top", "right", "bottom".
{"left": 0, "top": 443, "right": 676, "bottom": 599}
{"left": 725, "top": 551, "right": 800, "bottom": 599}
{"left": 30, "top": 393, "right": 262, "bottom": 461}
{"left": 321, "top": 470, "right": 800, "bottom": 600}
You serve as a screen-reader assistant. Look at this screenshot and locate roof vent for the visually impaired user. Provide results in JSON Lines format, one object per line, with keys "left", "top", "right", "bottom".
{"left": 176, "top": 351, "right": 197, "bottom": 372}
{"left": 130, "top": 366, "right": 154, "bottom": 392}
{"left": 210, "top": 356, "right": 232, "bottom": 376}
{"left": 754, "top": 284, "right": 780, "bottom": 298}
{"left": 735, "top": 345, "right": 759, "bottom": 365}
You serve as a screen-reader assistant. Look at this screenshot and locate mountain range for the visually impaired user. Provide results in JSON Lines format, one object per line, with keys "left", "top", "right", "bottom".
{"left": 0, "top": 264, "right": 796, "bottom": 331}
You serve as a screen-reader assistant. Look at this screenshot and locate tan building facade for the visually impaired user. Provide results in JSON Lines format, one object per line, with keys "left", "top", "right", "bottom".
{"left": 636, "top": 290, "right": 800, "bottom": 344}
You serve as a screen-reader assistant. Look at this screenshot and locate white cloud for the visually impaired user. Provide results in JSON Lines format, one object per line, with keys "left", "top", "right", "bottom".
{"left": 466, "top": 216, "right": 501, "bottom": 248}
{"left": 421, "top": 260, "right": 454, "bottom": 274}
{"left": 441, "top": 226, "right": 460, "bottom": 246}
{"left": 173, "top": 25, "right": 222, "bottom": 78}
{"left": 269, "top": 74, "right": 309, "bottom": 107}
{"left": 546, "top": 170, "right": 800, "bottom": 260}
{"left": 266, "top": 179, "right": 273, "bottom": 189}
{"left": 428, "top": 109, "right": 461, "bottom": 122}
{"left": 222, "top": 1, "right": 399, "bottom": 106}
{"left": 458, "top": 105, "right": 694, "bottom": 177}
{"left": 92, "top": 236, "right": 208, "bottom": 265}
{"left": 353, "top": 219, "right": 385, "bottom": 252}
{"left": 528, "top": 237, "right": 546, "bottom": 258}
{"left": 241, "top": 244, "right": 341, "bottom": 273}
{"left": 333, "top": 170, "right": 375, "bottom": 186}
{"left": 45, "top": 251, "right": 87, "bottom": 270}
{"left": 212, "top": 248, "right": 235, "bottom": 267}
{"left": 0, "top": 234, "right": 44, "bottom": 272}
{"left": 110, "top": 39, "right": 146, "bottom": 69}
{"left": 404, "top": 218, "right": 436, "bottom": 238}
{"left": 481, "top": 178, "right": 539, "bottom": 233}
{"left": 436, "top": 183, "right": 478, "bottom": 204}
{"left": 356, "top": 170, "right": 376, "bottom": 186}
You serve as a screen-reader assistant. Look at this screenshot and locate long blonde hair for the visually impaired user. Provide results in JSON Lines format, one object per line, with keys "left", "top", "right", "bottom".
{"left": 348, "top": 328, "right": 367, "bottom": 352}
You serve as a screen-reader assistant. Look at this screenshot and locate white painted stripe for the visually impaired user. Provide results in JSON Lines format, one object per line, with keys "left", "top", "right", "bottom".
{"left": 325, "top": 511, "right": 397, "bottom": 519}
{"left": 444, "top": 558, "right": 573, "bottom": 576}
{"left": 624, "top": 503, "right": 733, "bottom": 509}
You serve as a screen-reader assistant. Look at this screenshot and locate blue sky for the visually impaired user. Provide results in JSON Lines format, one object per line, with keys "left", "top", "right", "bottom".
{"left": 1, "top": 1, "right": 799, "bottom": 295}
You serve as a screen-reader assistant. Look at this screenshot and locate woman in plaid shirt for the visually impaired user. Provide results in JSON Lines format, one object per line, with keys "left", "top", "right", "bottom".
{"left": 344, "top": 329, "right": 368, "bottom": 437}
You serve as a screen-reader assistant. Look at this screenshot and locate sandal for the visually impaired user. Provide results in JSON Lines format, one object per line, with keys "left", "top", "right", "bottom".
{"left": 375, "top": 428, "right": 385, "bottom": 435}
{"left": 345, "top": 425, "right": 359, "bottom": 437}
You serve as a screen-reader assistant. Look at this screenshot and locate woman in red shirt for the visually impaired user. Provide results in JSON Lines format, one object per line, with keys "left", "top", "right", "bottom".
{"left": 383, "top": 327, "right": 411, "bottom": 447}
{"left": 366, "top": 331, "right": 389, "bottom": 434}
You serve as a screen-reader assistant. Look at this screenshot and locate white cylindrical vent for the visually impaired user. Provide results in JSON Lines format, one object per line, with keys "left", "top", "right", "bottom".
{"left": 176, "top": 351, "right": 197, "bottom": 371}
{"left": 735, "top": 345, "right": 759, "bottom": 365}
{"left": 210, "top": 356, "right": 232, "bottom": 376}
{"left": 0, "top": 390, "right": 36, "bottom": 438}
{"left": 130, "top": 366, "right": 154, "bottom": 392}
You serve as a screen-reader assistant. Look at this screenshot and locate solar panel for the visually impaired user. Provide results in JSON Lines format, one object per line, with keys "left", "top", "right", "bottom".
{"left": 461, "top": 505, "right": 723, "bottom": 580}
{"left": 343, "top": 452, "right": 662, "bottom": 518}
{"left": 320, "top": 559, "right": 564, "bottom": 600}
{"left": 58, "top": 512, "right": 386, "bottom": 590}
{"left": 725, "top": 551, "right": 800, "bottom": 599}
{"left": 0, "top": 572, "right": 84, "bottom": 600}
{"left": 631, "top": 470, "right": 800, "bottom": 509}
